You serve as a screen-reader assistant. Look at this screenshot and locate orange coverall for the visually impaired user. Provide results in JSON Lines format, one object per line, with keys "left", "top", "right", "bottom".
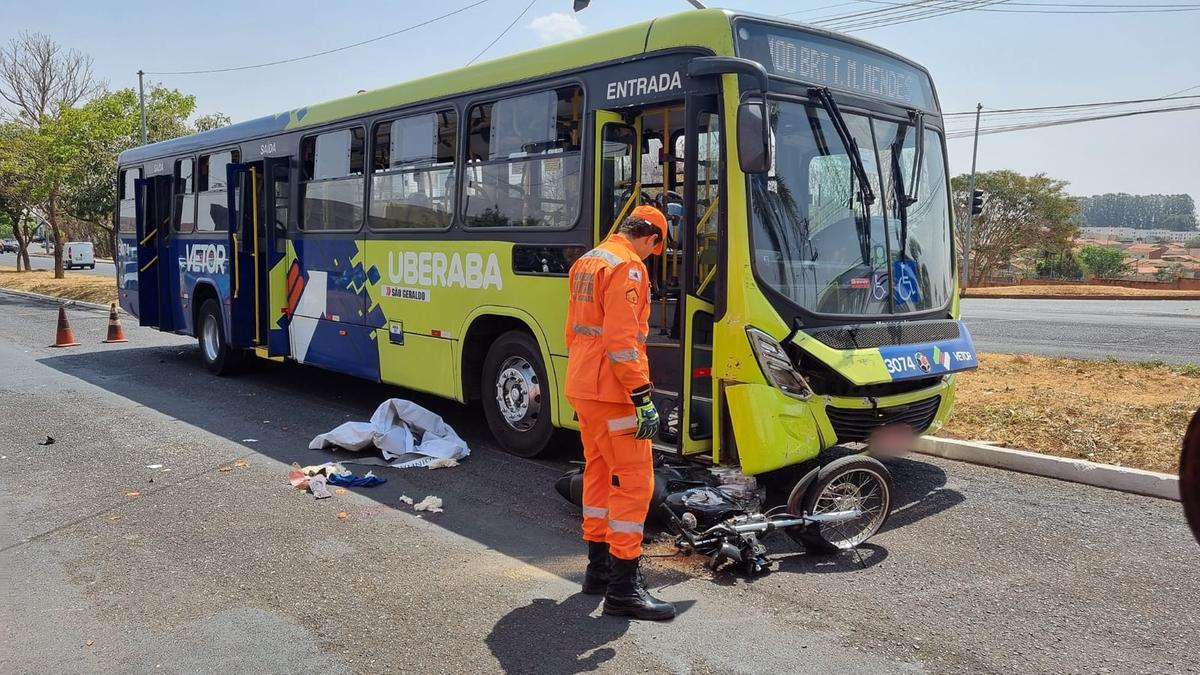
{"left": 565, "top": 234, "right": 653, "bottom": 561}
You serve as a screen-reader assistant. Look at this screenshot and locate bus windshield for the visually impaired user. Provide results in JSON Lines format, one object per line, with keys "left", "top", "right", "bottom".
{"left": 750, "top": 99, "right": 952, "bottom": 317}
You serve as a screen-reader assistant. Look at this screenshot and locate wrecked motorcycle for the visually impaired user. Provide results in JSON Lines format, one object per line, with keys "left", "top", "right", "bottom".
{"left": 556, "top": 452, "right": 893, "bottom": 575}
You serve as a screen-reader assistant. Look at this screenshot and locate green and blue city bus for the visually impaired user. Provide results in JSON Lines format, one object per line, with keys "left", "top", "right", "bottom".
{"left": 115, "top": 9, "right": 976, "bottom": 519}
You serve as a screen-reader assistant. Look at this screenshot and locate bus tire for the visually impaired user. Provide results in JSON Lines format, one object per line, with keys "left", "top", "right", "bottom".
{"left": 482, "top": 330, "right": 553, "bottom": 458}
{"left": 197, "top": 299, "right": 240, "bottom": 376}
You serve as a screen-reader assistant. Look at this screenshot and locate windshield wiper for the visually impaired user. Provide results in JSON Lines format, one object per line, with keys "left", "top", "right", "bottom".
{"left": 809, "top": 87, "right": 875, "bottom": 268}
{"left": 891, "top": 110, "right": 925, "bottom": 259}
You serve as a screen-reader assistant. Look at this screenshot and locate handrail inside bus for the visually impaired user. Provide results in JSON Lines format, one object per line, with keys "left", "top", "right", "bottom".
{"left": 139, "top": 229, "right": 156, "bottom": 247}
{"left": 605, "top": 183, "right": 640, "bottom": 240}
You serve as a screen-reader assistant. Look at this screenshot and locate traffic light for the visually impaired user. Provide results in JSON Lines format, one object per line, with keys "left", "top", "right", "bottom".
{"left": 970, "top": 189, "right": 985, "bottom": 216}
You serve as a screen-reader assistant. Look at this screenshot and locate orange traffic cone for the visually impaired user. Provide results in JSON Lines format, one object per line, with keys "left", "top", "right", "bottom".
{"left": 51, "top": 305, "right": 81, "bottom": 348}
{"left": 103, "top": 302, "right": 128, "bottom": 343}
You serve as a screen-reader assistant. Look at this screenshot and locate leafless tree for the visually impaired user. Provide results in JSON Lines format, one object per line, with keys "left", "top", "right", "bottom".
{"left": 0, "top": 32, "right": 101, "bottom": 277}
{"left": 0, "top": 31, "right": 101, "bottom": 124}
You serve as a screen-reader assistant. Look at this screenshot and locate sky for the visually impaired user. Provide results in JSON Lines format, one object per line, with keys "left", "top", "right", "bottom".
{"left": 2, "top": 0, "right": 1198, "bottom": 205}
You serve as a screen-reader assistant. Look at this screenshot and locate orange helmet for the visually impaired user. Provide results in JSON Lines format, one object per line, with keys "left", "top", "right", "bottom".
{"left": 630, "top": 205, "right": 669, "bottom": 255}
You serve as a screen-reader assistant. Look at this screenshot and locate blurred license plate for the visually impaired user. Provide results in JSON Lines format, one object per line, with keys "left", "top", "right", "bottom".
{"left": 869, "top": 424, "right": 914, "bottom": 457}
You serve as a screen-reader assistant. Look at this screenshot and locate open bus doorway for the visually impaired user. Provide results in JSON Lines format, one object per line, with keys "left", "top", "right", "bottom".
{"left": 594, "top": 97, "right": 721, "bottom": 458}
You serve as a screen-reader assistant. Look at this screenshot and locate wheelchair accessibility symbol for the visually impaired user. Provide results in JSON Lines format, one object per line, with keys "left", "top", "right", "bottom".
{"left": 872, "top": 261, "right": 922, "bottom": 305}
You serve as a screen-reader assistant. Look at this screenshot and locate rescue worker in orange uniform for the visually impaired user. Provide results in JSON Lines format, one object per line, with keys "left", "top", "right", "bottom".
{"left": 565, "top": 205, "right": 675, "bottom": 621}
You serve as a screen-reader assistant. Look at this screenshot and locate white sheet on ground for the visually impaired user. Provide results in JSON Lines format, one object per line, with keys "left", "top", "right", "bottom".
{"left": 308, "top": 398, "right": 470, "bottom": 468}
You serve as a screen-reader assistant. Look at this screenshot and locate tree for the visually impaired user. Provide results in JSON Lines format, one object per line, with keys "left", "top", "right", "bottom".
{"left": 194, "top": 111, "right": 231, "bottom": 132}
{"left": 952, "top": 170, "right": 1079, "bottom": 286}
{"left": 1185, "top": 235, "right": 1200, "bottom": 248}
{"left": 1076, "top": 193, "right": 1198, "bottom": 231}
{"left": 1077, "top": 245, "right": 1130, "bottom": 279}
{"left": 59, "top": 85, "right": 204, "bottom": 257}
{"left": 0, "top": 32, "right": 100, "bottom": 278}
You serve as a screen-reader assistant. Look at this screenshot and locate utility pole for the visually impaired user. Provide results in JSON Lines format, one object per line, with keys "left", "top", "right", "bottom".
{"left": 137, "top": 70, "right": 147, "bottom": 146}
{"left": 962, "top": 102, "right": 982, "bottom": 289}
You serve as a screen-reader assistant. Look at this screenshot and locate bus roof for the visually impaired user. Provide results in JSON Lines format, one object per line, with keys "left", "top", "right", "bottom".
{"left": 119, "top": 9, "right": 928, "bottom": 165}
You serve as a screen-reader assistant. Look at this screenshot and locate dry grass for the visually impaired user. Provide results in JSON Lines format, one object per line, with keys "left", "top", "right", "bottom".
{"left": 942, "top": 353, "right": 1200, "bottom": 474}
{"left": 0, "top": 267, "right": 117, "bottom": 305}
{"left": 966, "top": 284, "right": 1200, "bottom": 298}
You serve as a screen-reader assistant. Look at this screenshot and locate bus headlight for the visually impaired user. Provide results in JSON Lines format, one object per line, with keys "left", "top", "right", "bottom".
{"left": 746, "top": 327, "right": 811, "bottom": 398}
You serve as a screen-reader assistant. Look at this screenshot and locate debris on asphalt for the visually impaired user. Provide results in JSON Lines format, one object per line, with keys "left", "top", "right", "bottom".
{"left": 399, "top": 495, "right": 414, "bottom": 505}
{"left": 125, "top": 491, "right": 140, "bottom": 497}
{"left": 110, "top": 515, "right": 123, "bottom": 522}
{"left": 427, "top": 458, "right": 460, "bottom": 470}
{"left": 85, "top": 639, "right": 95, "bottom": 647}
{"left": 308, "top": 398, "right": 470, "bottom": 469}
{"left": 287, "top": 463, "right": 309, "bottom": 489}
{"left": 38, "top": 436, "right": 55, "bottom": 446}
{"left": 145, "top": 464, "right": 163, "bottom": 469}
{"left": 327, "top": 471, "right": 386, "bottom": 488}
{"left": 413, "top": 495, "right": 444, "bottom": 513}
{"left": 218, "top": 465, "right": 233, "bottom": 473}
{"left": 308, "top": 474, "right": 333, "bottom": 499}
{"left": 233, "top": 459, "right": 249, "bottom": 468}
{"left": 336, "top": 511, "right": 348, "bottom": 521}
{"left": 334, "top": 488, "right": 348, "bottom": 495}
{"left": 242, "top": 439, "right": 258, "bottom": 443}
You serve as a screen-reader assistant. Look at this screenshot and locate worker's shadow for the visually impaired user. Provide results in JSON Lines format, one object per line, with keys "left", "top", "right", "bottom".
{"left": 487, "top": 593, "right": 692, "bottom": 674}
{"left": 486, "top": 595, "right": 622, "bottom": 674}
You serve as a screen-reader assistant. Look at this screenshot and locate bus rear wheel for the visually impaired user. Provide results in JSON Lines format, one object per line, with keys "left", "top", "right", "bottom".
{"left": 482, "top": 330, "right": 553, "bottom": 458}
{"left": 197, "top": 299, "right": 241, "bottom": 376}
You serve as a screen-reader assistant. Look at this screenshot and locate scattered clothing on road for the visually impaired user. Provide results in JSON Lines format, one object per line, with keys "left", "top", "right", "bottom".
{"left": 309, "top": 398, "right": 470, "bottom": 468}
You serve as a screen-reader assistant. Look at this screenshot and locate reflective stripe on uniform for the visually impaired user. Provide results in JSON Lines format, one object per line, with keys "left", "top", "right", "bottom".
{"left": 609, "top": 519, "right": 644, "bottom": 534}
{"left": 573, "top": 324, "right": 603, "bottom": 336}
{"left": 608, "top": 348, "right": 639, "bottom": 363}
{"left": 581, "top": 247, "right": 623, "bottom": 266}
{"left": 582, "top": 505, "right": 609, "bottom": 518}
{"left": 636, "top": 332, "right": 647, "bottom": 344}
{"left": 607, "top": 415, "right": 637, "bottom": 432}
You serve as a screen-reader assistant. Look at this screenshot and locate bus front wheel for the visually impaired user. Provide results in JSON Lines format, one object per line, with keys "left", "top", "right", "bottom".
{"left": 482, "top": 331, "right": 553, "bottom": 458}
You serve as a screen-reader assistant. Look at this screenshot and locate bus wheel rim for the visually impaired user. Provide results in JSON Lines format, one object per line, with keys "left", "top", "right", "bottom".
{"left": 202, "top": 314, "right": 220, "bottom": 363}
{"left": 495, "top": 355, "right": 540, "bottom": 432}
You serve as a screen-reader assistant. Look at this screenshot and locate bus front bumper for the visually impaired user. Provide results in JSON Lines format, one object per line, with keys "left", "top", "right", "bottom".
{"left": 726, "top": 376, "right": 957, "bottom": 475}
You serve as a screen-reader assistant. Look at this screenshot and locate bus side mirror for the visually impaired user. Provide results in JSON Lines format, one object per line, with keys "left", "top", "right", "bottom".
{"left": 738, "top": 99, "right": 771, "bottom": 174}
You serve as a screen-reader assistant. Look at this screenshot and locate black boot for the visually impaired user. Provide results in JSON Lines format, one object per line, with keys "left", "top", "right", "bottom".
{"left": 582, "top": 541, "right": 610, "bottom": 595}
{"left": 603, "top": 555, "right": 675, "bottom": 620}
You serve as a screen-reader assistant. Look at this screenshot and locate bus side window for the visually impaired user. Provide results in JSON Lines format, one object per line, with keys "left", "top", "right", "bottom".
{"left": 462, "top": 85, "right": 582, "bottom": 229}
{"left": 174, "top": 158, "right": 195, "bottom": 233}
{"left": 370, "top": 109, "right": 458, "bottom": 230}
{"left": 118, "top": 167, "right": 141, "bottom": 234}
{"left": 196, "top": 149, "right": 239, "bottom": 233}
{"left": 299, "top": 128, "right": 365, "bottom": 232}
{"left": 599, "top": 123, "right": 637, "bottom": 234}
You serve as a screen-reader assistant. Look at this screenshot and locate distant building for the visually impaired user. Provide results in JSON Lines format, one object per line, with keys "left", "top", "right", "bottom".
{"left": 1080, "top": 226, "right": 1199, "bottom": 243}
{"left": 1125, "top": 243, "right": 1167, "bottom": 260}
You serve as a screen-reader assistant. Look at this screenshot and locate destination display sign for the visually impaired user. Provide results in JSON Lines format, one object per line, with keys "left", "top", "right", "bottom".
{"left": 736, "top": 22, "right": 937, "bottom": 111}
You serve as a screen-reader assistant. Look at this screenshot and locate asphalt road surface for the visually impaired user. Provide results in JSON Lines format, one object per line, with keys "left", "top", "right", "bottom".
{"left": 962, "top": 297, "right": 1200, "bottom": 364}
{"left": 0, "top": 252, "right": 117, "bottom": 278}
{"left": 1, "top": 292, "right": 1196, "bottom": 674}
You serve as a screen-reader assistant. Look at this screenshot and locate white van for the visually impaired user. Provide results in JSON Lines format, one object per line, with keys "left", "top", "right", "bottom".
{"left": 64, "top": 241, "right": 95, "bottom": 270}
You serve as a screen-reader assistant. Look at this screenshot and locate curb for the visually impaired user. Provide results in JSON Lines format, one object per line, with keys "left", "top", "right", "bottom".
{"left": 0, "top": 287, "right": 112, "bottom": 311}
{"left": 963, "top": 293, "right": 1200, "bottom": 301}
{"left": 913, "top": 436, "right": 1180, "bottom": 501}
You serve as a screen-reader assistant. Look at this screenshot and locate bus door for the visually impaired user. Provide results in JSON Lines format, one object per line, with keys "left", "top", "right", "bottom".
{"left": 227, "top": 157, "right": 292, "bottom": 356}
{"left": 227, "top": 161, "right": 261, "bottom": 348}
{"left": 134, "top": 175, "right": 174, "bottom": 329}
{"left": 676, "top": 97, "right": 722, "bottom": 458}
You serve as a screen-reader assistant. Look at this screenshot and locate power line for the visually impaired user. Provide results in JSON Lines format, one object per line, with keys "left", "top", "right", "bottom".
{"left": 853, "top": 0, "right": 1200, "bottom": 13}
{"left": 467, "top": 0, "right": 538, "bottom": 66}
{"left": 944, "top": 102, "right": 1200, "bottom": 138}
{"left": 820, "top": 0, "right": 1013, "bottom": 31}
{"left": 943, "top": 93, "right": 1200, "bottom": 116}
{"left": 144, "top": 0, "right": 492, "bottom": 75}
